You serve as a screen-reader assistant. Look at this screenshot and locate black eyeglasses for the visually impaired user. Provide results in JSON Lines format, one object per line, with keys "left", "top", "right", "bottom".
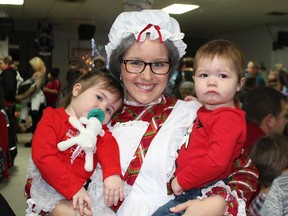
{"left": 122, "top": 59, "right": 171, "bottom": 75}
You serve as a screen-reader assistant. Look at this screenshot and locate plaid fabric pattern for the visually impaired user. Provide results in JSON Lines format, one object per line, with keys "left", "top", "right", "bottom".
{"left": 249, "top": 191, "right": 266, "bottom": 216}
{"left": 206, "top": 186, "right": 239, "bottom": 216}
{"left": 110, "top": 95, "right": 176, "bottom": 211}
{"left": 208, "top": 153, "right": 259, "bottom": 215}
{"left": 228, "top": 153, "right": 259, "bottom": 203}
{"left": 111, "top": 95, "right": 177, "bottom": 186}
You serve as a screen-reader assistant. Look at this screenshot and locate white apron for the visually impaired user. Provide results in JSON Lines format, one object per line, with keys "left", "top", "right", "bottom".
{"left": 88, "top": 100, "right": 201, "bottom": 216}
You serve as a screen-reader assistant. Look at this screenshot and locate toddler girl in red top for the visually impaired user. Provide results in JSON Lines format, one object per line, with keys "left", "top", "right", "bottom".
{"left": 26, "top": 71, "right": 124, "bottom": 216}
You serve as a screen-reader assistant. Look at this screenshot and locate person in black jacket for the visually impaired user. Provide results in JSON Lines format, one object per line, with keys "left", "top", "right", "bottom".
{"left": 0, "top": 56, "right": 18, "bottom": 166}
{"left": 0, "top": 193, "right": 16, "bottom": 216}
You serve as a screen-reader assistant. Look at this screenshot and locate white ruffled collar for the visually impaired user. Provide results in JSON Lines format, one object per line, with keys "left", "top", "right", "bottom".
{"left": 124, "top": 95, "right": 164, "bottom": 107}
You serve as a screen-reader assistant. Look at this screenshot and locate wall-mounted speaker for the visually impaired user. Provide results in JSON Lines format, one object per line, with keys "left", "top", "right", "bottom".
{"left": 277, "top": 31, "right": 288, "bottom": 47}
{"left": 78, "top": 24, "right": 96, "bottom": 40}
{"left": 0, "top": 18, "right": 14, "bottom": 40}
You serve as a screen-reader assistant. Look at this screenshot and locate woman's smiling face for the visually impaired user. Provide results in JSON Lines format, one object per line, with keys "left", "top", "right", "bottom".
{"left": 121, "top": 37, "right": 170, "bottom": 105}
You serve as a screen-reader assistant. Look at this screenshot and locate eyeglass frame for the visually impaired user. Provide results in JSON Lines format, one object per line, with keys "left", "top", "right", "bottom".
{"left": 121, "top": 59, "right": 172, "bottom": 75}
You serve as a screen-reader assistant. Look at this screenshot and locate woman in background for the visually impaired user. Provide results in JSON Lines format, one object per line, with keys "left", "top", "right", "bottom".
{"left": 18, "top": 56, "right": 46, "bottom": 147}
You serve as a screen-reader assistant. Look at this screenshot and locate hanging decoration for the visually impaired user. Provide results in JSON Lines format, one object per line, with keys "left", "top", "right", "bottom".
{"left": 35, "top": 21, "right": 54, "bottom": 56}
{"left": 91, "top": 38, "right": 99, "bottom": 57}
{"left": 80, "top": 38, "right": 102, "bottom": 70}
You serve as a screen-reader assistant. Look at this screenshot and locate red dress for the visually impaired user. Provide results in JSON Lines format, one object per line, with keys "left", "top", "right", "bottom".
{"left": 0, "top": 110, "right": 10, "bottom": 178}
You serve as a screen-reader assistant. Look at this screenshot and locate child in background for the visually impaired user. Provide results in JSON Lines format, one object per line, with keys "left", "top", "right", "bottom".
{"left": 153, "top": 39, "right": 246, "bottom": 216}
{"left": 249, "top": 134, "right": 288, "bottom": 216}
{"left": 25, "top": 71, "right": 124, "bottom": 216}
{"left": 43, "top": 67, "right": 61, "bottom": 108}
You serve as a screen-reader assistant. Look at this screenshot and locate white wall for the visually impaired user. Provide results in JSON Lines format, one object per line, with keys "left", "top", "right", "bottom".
{"left": 0, "top": 37, "right": 9, "bottom": 57}
{"left": 214, "top": 25, "right": 288, "bottom": 70}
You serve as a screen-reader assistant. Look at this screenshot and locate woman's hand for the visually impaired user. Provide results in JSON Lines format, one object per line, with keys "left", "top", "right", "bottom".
{"left": 169, "top": 195, "right": 227, "bottom": 216}
{"left": 103, "top": 175, "right": 124, "bottom": 207}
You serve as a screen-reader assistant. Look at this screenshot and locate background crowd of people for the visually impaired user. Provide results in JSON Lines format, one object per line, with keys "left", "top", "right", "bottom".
{"left": 0, "top": 8, "right": 288, "bottom": 216}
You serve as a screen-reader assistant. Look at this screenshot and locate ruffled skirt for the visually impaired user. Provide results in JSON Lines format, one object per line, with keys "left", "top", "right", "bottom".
{"left": 26, "top": 158, "right": 64, "bottom": 216}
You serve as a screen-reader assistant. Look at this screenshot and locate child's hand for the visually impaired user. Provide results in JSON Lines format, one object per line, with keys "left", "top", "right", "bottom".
{"left": 184, "top": 95, "right": 198, "bottom": 102}
{"left": 103, "top": 175, "right": 124, "bottom": 206}
{"left": 171, "top": 177, "right": 184, "bottom": 196}
{"left": 72, "top": 187, "right": 91, "bottom": 216}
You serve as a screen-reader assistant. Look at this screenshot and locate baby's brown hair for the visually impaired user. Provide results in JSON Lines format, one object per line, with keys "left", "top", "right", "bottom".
{"left": 62, "top": 70, "right": 124, "bottom": 110}
{"left": 249, "top": 134, "right": 288, "bottom": 188}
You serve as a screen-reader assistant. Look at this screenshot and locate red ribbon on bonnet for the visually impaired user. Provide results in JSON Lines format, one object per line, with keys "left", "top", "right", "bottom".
{"left": 136, "top": 24, "right": 163, "bottom": 42}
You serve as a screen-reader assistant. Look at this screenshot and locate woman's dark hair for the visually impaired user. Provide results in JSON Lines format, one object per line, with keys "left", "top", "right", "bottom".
{"left": 50, "top": 68, "right": 60, "bottom": 78}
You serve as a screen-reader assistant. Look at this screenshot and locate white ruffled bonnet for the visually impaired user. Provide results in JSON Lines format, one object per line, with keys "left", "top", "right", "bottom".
{"left": 105, "top": 9, "right": 187, "bottom": 60}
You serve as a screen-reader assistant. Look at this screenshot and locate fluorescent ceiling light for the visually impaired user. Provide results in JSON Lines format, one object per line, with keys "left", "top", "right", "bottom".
{"left": 162, "top": 4, "right": 199, "bottom": 14}
{"left": 0, "top": 0, "right": 24, "bottom": 5}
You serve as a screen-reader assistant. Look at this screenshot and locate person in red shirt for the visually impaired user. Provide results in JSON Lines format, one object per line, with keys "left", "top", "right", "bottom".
{"left": 153, "top": 39, "right": 246, "bottom": 216}
{"left": 43, "top": 67, "right": 61, "bottom": 108}
{"left": 25, "top": 71, "right": 124, "bottom": 216}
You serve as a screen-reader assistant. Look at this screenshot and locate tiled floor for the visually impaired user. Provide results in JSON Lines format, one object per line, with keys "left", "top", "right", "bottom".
{"left": 0, "top": 133, "right": 32, "bottom": 216}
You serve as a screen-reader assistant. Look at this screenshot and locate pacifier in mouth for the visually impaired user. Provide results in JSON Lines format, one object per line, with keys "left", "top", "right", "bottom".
{"left": 87, "top": 108, "right": 105, "bottom": 123}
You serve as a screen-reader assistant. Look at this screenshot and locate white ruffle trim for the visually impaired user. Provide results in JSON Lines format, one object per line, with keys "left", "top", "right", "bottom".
{"left": 165, "top": 100, "right": 201, "bottom": 182}
{"left": 165, "top": 134, "right": 180, "bottom": 182}
{"left": 110, "top": 120, "right": 148, "bottom": 129}
{"left": 197, "top": 180, "right": 246, "bottom": 216}
{"left": 88, "top": 165, "right": 132, "bottom": 216}
{"left": 105, "top": 10, "right": 187, "bottom": 60}
{"left": 123, "top": 96, "right": 163, "bottom": 106}
{"left": 26, "top": 158, "right": 64, "bottom": 215}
